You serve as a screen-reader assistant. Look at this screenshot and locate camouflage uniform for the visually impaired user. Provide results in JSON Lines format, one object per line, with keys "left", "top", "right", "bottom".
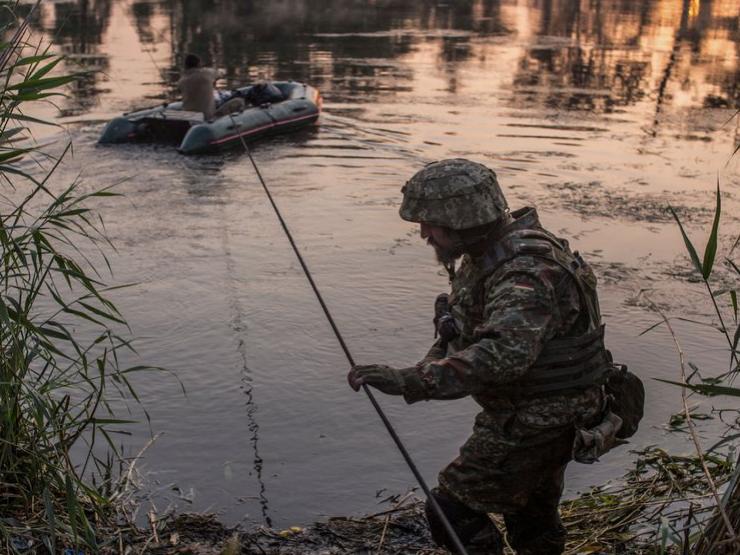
{"left": 351, "top": 160, "right": 608, "bottom": 554}
{"left": 401, "top": 206, "right": 605, "bottom": 553}
{"left": 402, "top": 161, "right": 604, "bottom": 554}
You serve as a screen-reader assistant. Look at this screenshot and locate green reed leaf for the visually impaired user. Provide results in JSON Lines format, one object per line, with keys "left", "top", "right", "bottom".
{"left": 14, "top": 53, "right": 55, "bottom": 67}
{"left": 13, "top": 91, "right": 65, "bottom": 101}
{"left": 77, "top": 300, "right": 127, "bottom": 325}
{"left": 731, "top": 291, "right": 738, "bottom": 322}
{"left": 731, "top": 234, "right": 740, "bottom": 256}
{"left": 9, "top": 112, "right": 59, "bottom": 126}
{"left": 701, "top": 181, "right": 721, "bottom": 279}
{"left": 669, "top": 206, "right": 703, "bottom": 277}
{"left": 7, "top": 74, "right": 76, "bottom": 91}
{"left": 0, "top": 163, "right": 39, "bottom": 182}
{"left": 0, "top": 147, "right": 30, "bottom": 163}
{"left": 30, "top": 56, "right": 63, "bottom": 80}
{"left": 0, "top": 126, "right": 26, "bottom": 144}
{"left": 639, "top": 320, "right": 666, "bottom": 336}
{"left": 38, "top": 326, "right": 71, "bottom": 341}
{"left": 655, "top": 378, "right": 740, "bottom": 397}
{"left": 90, "top": 417, "right": 136, "bottom": 425}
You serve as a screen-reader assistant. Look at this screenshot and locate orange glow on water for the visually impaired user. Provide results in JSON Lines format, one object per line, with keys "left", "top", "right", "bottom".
{"left": 689, "top": 0, "right": 701, "bottom": 20}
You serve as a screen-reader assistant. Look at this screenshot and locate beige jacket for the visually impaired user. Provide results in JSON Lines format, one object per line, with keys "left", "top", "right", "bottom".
{"left": 178, "top": 67, "right": 218, "bottom": 119}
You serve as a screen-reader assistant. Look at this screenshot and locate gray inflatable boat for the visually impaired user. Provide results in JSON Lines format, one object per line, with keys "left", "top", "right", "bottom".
{"left": 98, "top": 81, "right": 321, "bottom": 155}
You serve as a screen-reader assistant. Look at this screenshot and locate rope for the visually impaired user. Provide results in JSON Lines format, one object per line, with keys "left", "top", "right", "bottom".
{"left": 229, "top": 115, "right": 469, "bottom": 555}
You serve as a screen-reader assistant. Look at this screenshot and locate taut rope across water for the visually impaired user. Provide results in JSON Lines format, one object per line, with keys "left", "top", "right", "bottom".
{"left": 229, "top": 115, "right": 469, "bottom": 555}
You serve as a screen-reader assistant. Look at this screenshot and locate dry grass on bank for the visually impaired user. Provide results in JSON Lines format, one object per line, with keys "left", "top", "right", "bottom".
{"left": 111, "top": 444, "right": 737, "bottom": 555}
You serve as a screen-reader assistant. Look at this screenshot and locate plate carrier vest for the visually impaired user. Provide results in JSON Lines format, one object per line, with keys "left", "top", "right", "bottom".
{"left": 474, "top": 226, "right": 612, "bottom": 397}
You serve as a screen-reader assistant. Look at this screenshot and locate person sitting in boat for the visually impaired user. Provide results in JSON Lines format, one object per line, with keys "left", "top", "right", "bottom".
{"left": 244, "top": 81, "right": 285, "bottom": 106}
{"left": 178, "top": 54, "right": 245, "bottom": 120}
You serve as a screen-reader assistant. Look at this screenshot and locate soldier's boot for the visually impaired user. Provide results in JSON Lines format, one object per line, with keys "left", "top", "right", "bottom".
{"left": 465, "top": 521, "right": 505, "bottom": 555}
{"left": 504, "top": 511, "right": 566, "bottom": 555}
{"left": 425, "top": 488, "right": 504, "bottom": 555}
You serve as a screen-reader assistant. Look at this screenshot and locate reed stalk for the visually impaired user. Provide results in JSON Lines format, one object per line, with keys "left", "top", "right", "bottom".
{"left": 0, "top": 6, "right": 149, "bottom": 553}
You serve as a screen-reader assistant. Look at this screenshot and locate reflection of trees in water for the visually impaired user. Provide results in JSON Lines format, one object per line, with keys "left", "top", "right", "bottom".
{"left": 434, "top": 2, "right": 505, "bottom": 94}
{"left": 152, "top": 0, "right": 506, "bottom": 101}
{"left": 17, "top": 0, "right": 734, "bottom": 115}
{"left": 514, "top": 45, "right": 650, "bottom": 113}
{"left": 510, "top": 0, "right": 739, "bottom": 114}
{"left": 420, "top": 0, "right": 505, "bottom": 35}
{"left": 131, "top": 2, "right": 157, "bottom": 45}
{"left": 34, "top": 0, "right": 113, "bottom": 117}
{"left": 51, "top": 0, "right": 112, "bottom": 47}
{"left": 439, "top": 37, "right": 473, "bottom": 94}
{"left": 512, "top": 0, "right": 651, "bottom": 113}
{"left": 649, "top": 0, "right": 739, "bottom": 132}
{"left": 0, "top": 1, "right": 112, "bottom": 117}
{"left": 685, "top": 1, "right": 740, "bottom": 109}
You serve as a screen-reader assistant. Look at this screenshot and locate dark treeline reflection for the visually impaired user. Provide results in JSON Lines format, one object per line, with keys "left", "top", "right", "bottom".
{"left": 12, "top": 0, "right": 113, "bottom": 116}
{"left": 161, "top": 0, "right": 508, "bottom": 102}
{"left": 10, "top": 0, "right": 739, "bottom": 116}
{"left": 512, "top": 0, "right": 739, "bottom": 114}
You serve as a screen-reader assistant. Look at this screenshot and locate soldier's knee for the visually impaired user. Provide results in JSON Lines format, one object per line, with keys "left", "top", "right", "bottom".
{"left": 424, "top": 488, "right": 503, "bottom": 554}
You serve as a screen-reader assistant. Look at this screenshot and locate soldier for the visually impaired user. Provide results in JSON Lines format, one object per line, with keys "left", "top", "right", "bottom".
{"left": 348, "top": 159, "right": 612, "bottom": 555}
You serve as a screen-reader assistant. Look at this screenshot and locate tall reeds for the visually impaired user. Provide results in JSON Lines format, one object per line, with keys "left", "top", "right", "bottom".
{"left": 0, "top": 5, "right": 147, "bottom": 553}
{"left": 657, "top": 183, "right": 740, "bottom": 553}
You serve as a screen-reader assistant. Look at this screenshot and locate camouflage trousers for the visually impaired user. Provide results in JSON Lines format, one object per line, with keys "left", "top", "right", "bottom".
{"left": 427, "top": 410, "right": 583, "bottom": 554}
{"left": 425, "top": 477, "right": 567, "bottom": 555}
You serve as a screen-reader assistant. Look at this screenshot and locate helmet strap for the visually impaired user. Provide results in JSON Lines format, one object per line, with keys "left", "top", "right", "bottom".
{"left": 443, "top": 261, "right": 456, "bottom": 283}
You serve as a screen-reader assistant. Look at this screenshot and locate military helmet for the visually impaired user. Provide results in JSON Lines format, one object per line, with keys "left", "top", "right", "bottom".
{"left": 399, "top": 158, "right": 508, "bottom": 230}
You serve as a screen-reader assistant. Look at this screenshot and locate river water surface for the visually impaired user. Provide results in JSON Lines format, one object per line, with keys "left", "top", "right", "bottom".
{"left": 15, "top": 0, "right": 740, "bottom": 528}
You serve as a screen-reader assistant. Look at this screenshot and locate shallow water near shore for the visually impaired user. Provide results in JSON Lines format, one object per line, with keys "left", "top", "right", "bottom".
{"left": 14, "top": 0, "right": 740, "bottom": 528}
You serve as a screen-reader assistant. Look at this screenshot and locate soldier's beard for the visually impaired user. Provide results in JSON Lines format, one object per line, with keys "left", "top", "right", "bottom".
{"left": 428, "top": 238, "right": 465, "bottom": 265}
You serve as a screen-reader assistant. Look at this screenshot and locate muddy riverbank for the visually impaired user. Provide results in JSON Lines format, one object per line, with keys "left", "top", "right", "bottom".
{"left": 115, "top": 440, "right": 738, "bottom": 554}
{"left": 119, "top": 500, "right": 442, "bottom": 554}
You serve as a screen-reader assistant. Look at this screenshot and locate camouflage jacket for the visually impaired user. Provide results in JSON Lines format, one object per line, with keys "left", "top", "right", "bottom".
{"left": 401, "top": 207, "right": 604, "bottom": 428}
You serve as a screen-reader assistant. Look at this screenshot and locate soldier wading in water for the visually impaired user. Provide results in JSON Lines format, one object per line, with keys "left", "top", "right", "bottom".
{"left": 348, "top": 159, "right": 623, "bottom": 555}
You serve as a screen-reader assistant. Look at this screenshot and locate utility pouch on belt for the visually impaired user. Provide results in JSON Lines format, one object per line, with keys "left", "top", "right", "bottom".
{"left": 573, "top": 411, "right": 626, "bottom": 464}
{"left": 573, "top": 360, "right": 644, "bottom": 464}
{"left": 604, "top": 362, "right": 645, "bottom": 439}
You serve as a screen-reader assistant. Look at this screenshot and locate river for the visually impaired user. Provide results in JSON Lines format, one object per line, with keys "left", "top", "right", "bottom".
{"left": 14, "top": 0, "right": 740, "bottom": 528}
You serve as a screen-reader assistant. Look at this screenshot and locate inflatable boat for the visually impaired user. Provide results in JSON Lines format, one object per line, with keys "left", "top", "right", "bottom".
{"left": 98, "top": 81, "right": 321, "bottom": 155}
